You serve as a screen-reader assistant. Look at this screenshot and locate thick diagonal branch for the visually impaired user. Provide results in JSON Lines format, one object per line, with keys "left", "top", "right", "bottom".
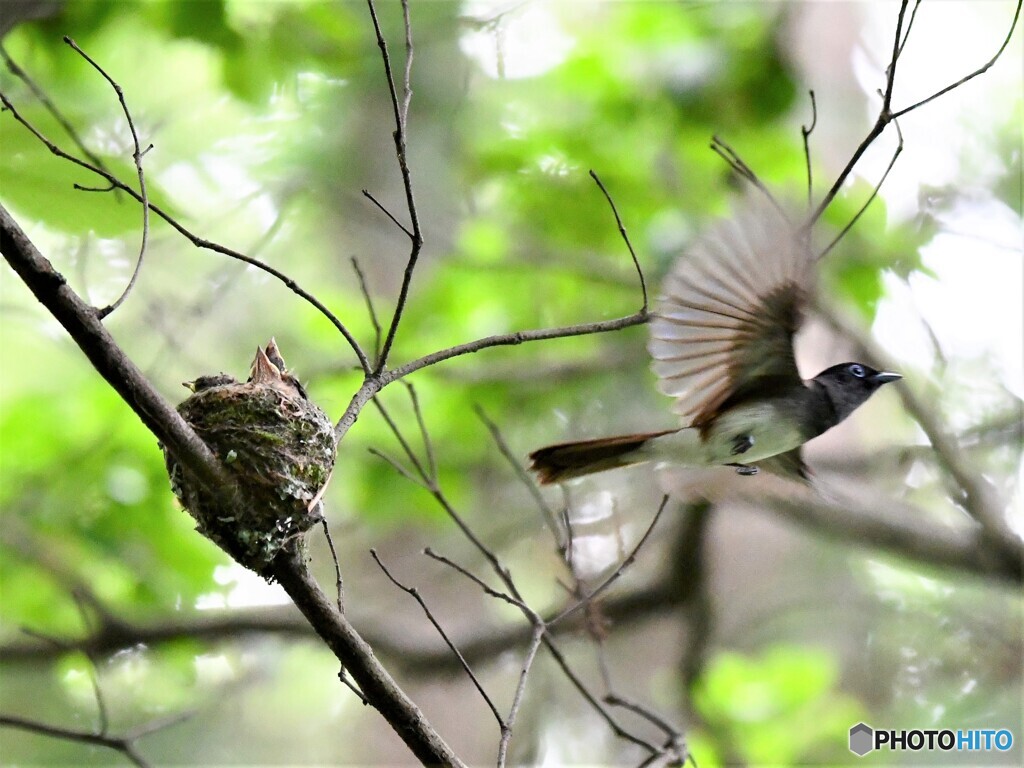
{"left": 0, "top": 203, "right": 462, "bottom": 767}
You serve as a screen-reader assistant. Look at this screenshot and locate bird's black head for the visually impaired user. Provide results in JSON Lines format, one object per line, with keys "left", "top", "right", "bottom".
{"left": 811, "top": 362, "right": 901, "bottom": 424}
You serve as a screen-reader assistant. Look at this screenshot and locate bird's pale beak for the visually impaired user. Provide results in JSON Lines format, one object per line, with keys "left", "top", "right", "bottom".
{"left": 872, "top": 371, "right": 902, "bottom": 384}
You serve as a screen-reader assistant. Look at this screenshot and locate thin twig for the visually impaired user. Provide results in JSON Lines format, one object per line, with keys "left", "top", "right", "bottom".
{"left": 423, "top": 548, "right": 526, "bottom": 611}
{"left": 371, "top": 549, "right": 506, "bottom": 729}
{"left": 474, "top": 405, "right": 563, "bottom": 546}
{"left": 606, "top": 693, "right": 685, "bottom": 740}
{"left": 0, "top": 716, "right": 151, "bottom": 768}
{"left": 380, "top": 311, "right": 649, "bottom": 383}
{"left": 810, "top": 0, "right": 1020, "bottom": 226}
{"left": 0, "top": 92, "right": 371, "bottom": 373}
{"left": 367, "top": 0, "right": 424, "bottom": 373}
{"left": 550, "top": 495, "right": 670, "bottom": 626}
{"left": 540, "top": 635, "right": 661, "bottom": 753}
{"left": 817, "top": 118, "right": 904, "bottom": 260}
{"left": 0, "top": 44, "right": 113, "bottom": 178}
{"left": 895, "top": 0, "right": 924, "bottom": 64}
{"left": 320, "top": 519, "right": 345, "bottom": 614}
{"left": 367, "top": 446, "right": 422, "bottom": 486}
{"left": 400, "top": 0, "right": 414, "bottom": 125}
{"left": 380, "top": 411, "right": 665, "bottom": 756}
{"left": 62, "top": 37, "right": 149, "bottom": 319}
{"left": 338, "top": 667, "right": 369, "bottom": 705}
{"left": 362, "top": 189, "right": 413, "bottom": 239}
{"left": 589, "top": 170, "right": 648, "bottom": 311}
{"left": 405, "top": 382, "right": 438, "bottom": 482}
{"left": 371, "top": 395, "right": 429, "bottom": 481}
{"left": 351, "top": 256, "right": 384, "bottom": 359}
{"left": 498, "top": 623, "right": 544, "bottom": 768}
{"left": 808, "top": 0, "right": 909, "bottom": 226}
{"left": 70, "top": 594, "right": 110, "bottom": 735}
{"left": 892, "top": 0, "right": 1020, "bottom": 119}
{"left": 709, "top": 136, "right": 786, "bottom": 218}
{"left": 800, "top": 90, "right": 817, "bottom": 208}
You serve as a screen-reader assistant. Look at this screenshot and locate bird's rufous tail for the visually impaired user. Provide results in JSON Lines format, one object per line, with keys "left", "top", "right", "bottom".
{"left": 529, "top": 429, "right": 678, "bottom": 484}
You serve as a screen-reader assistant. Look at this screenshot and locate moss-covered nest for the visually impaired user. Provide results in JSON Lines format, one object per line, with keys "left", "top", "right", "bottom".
{"left": 165, "top": 343, "right": 336, "bottom": 575}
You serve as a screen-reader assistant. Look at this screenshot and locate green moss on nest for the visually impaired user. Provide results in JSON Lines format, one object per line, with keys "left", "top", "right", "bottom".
{"left": 165, "top": 378, "right": 336, "bottom": 576}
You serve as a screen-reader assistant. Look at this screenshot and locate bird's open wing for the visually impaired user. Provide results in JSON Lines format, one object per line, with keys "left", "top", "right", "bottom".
{"left": 648, "top": 196, "right": 815, "bottom": 425}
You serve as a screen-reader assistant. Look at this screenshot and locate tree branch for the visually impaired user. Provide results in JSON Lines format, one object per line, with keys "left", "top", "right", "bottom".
{"left": 1, "top": 203, "right": 463, "bottom": 767}
{"left": 269, "top": 547, "right": 464, "bottom": 766}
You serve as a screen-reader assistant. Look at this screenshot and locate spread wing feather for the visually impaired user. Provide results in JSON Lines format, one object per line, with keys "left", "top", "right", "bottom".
{"left": 648, "top": 196, "right": 814, "bottom": 424}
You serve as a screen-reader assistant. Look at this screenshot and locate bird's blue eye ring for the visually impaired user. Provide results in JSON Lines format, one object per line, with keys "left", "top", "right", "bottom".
{"left": 849, "top": 364, "right": 866, "bottom": 378}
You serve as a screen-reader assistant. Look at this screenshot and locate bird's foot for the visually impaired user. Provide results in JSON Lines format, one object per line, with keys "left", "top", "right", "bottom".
{"left": 730, "top": 434, "right": 754, "bottom": 455}
{"left": 727, "top": 462, "right": 759, "bottom": 476}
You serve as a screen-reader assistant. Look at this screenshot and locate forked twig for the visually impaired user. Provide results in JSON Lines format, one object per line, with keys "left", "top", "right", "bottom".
{"left": 809, "top": 0, "right": 1021, "bottom": 225}
{"left": 817, "top": 118, "right": 904, "bottom": 260}
{"left": 550, "top": 495, "right": 670, "bottom": 627}
{"left": 62, "top": 37, "right": 150, "bottom": 319}
{"left": 371, "top": 549, "right": 505, "bottom": 728}
{"left": 366, "top": 0, "right": 423, "bottom": 373}
{"left": 0, "top": 43, "right": 112, "bottom": 178}
{"left": 710, "top": 136, "right": 787, "bottom": 220}
{"left": 0, "top": 92, "right": 372, "bottom": 373}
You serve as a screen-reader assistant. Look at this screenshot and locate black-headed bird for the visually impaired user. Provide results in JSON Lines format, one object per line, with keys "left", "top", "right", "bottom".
{"left": 530, "top": 197, "right": 900, "bottom": 484}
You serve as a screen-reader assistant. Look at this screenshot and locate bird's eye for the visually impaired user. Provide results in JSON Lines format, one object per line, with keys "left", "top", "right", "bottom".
{"left": 849, "top": 364, "right": 866, "bottom": 378}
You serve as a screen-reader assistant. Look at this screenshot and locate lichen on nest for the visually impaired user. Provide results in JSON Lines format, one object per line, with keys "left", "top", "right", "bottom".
{"left": 165, "top": 339, "right": 336, "bottom": 576}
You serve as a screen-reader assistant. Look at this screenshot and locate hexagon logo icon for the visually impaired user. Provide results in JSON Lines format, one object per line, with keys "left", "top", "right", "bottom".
{"left": 849, "top": 722, "right": 874, "bottom": 756}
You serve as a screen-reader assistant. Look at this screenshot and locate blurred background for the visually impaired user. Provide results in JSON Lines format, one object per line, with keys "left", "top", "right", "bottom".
{"left": 1, "top": 1, "right": 1021, "bottom": 765}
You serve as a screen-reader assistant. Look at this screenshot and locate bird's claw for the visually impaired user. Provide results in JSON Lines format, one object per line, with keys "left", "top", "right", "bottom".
{"left": 728, "top": 462, "right": 759, "bottom": 476}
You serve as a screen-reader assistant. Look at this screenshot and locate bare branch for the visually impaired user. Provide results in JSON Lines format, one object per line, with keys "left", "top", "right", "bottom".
{"left": 892, "top": 0, "right": 1021, "bottom": 119}
{"left": 1, "top": 204, "right": 463, "bottom": 768}
{"left": 810, "top": 0, "right": 1020, "bottom": 225}
{"left": 0, "top": 92, "right": 371, "bottom": 373}
{"left": 550, "top": 495, "right": 670, "bottom": 627}
{"left": 320, "top": 518, "right": 345, "bottom": 614}
{"left": 0, "top": 43, "right": 113, "bottom": 178}
{"left": 895, "top": 0, "right": 924, "bottom": 65}
{"left": 62, "top": 37, "right": 149, "bottom": 319}
{"left": 499, "top": 623, "right": 545, "bottom": 768}
{"left": 371, "top": 395, "right": 430, "bottom": 482}
{"left": 474, "top": 405, "right": 563, "bottom": 546}
{"left": 70, "top": 594, "right": 110, "bottom": 735}
{"left": 371, "top": 550, "right": 506, "bottom": 731}
{"left": 381, "top": 311, "right": 649, "bottom": 384}
{"left": 351, "top": 256, "right": 384, "bottom": 359}
{"left": 362, "top": 189, "right": 413, "bottom": 239}
{"left": 367, "top": 446, "right": 423, "bottom": 486}
{"left": 269, "top": 546, "right": 465, "bottom": 766}
{"left": 710, "top": 135, "right": 785, "bottom": 218}
{"left": 366, "top": 0, "right": 424, "bottom": 372}
{"left": 0, "top": 715, "right": 151, "bottom": 768}
{"left": 423, "top": 547, "right": 527, "bottom": 611}
{"left": 405, "top": 382, "right": 438, "bottom": 482}
{"left": 589, "top": 170, "right": 648, "bottom": 311}
{"left": 540, "top": 635, "right": 662, "bottom": 754}
{"left": 817, "top": 118, "right": 904, "bottom": 260}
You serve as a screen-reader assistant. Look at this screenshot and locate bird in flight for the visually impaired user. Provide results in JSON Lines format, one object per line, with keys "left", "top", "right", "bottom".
{"left": 529, "top": 197, "right": 900, "bottom": 484}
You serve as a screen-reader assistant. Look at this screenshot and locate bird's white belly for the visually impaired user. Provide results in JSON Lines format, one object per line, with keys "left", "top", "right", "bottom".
{"left": 700, "top": 401, "right": 805, "bottom": 464}
{"left": 638, "top": 400, "right": 805, "bottom": 468}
